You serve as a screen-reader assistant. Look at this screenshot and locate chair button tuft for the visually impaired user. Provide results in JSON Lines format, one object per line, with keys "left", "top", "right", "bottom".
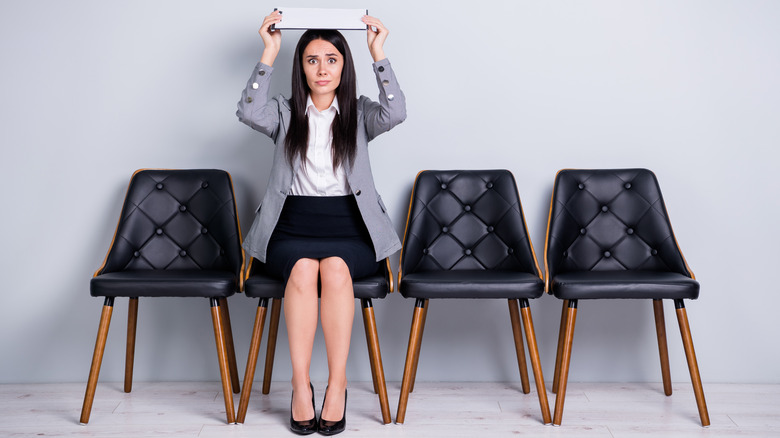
{"left": 156, "top": 228, "right": 163, "bottom": 235}
{"left": 487, "top": 226, "right": 494, "bottom": 232}
{"left": 156, "top": 183, "right": 163, "bottom": 190}
{"left": 508, "top": 248, "right": 514, "bottom": 254}
{"left": 562, "top": 251, "right": 567, "bottom": 257}
{"left": 464, "top": 249, "right": 472, "bottom": 256}
{"left": 201, "top": 182, "right": 209, "bottom": 189}
{"left": 179, "top": 205, "right": 187, "bottom": 212}
{"left": 578, "top": 183, "right": 585, "bottom": 190}
{"left": 464, "top": 205, "right": 471, "bottom": 212}
{"left": 580, "top": 228, "right": 586, "bottom": 235}
{"left": 440, "top": 183, "right": 447, "bottom": 190}
{"left": 625, "top": 182, "right": 632, "bottom": 189}
{"left": 179, "top": 250, "right": 187, "bottom": 257}
{"left": 442, "top": 226, "right": 448, "bottom": 233}
{"left": 422, "top": 248, "right": 429, "bottom": 255}
{"left": 627, "top": 228, "right": 634, "bottom": 235}
{"left": 604, "top": 251, "right": 611, "bottom": 258}
{"left": 133, "top": 251, "right": 140, "bottom": 257}
{"left": 651, "top": 249, "right": 658, "bottom": 256}
{"left": 486, "top": 182, "right": 493, "bottom": 189}
{"left": 201, "top": 227, "right": 208, "bottom": 234}
{"left": 601, "top": 205, "right": 609, "bottom": 212}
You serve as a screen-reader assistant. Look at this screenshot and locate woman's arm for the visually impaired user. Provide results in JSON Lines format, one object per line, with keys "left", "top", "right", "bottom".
{"left": 362, "top": 16, "right": 406, "bottom": 140}
{"left": 236, "top": 11, "right": 284, "bottom": 139}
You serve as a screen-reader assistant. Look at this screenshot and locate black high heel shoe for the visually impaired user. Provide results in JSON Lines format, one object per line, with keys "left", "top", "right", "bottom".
{"left": 290, "top": 382, "right": 317, "bottom": 435}
{"left": 317, "top": 387, "right": 347, "bottom": 436}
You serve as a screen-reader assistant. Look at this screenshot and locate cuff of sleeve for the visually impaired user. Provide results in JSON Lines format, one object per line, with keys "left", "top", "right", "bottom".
{"left": 256, "top": 62, "right": 274, "bottom": 77}
{"left": 372, "top": 58, "right": 391, "bottom": 72}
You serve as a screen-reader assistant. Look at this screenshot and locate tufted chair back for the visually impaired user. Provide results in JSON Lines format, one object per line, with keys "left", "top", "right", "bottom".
{"left": 545, "top": 168, "right": 691, "bottom": 280}
{"left": 97, "top": 169, "right": 243, "bottom": 276}
{"left": 401, "top": 170, "right": 540, "bottom": 278}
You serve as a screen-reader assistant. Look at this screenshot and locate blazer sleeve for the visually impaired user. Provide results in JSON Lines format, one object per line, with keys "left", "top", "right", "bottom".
{"left": 236, "top": 62, "right": 282, "bottom": 140}
{"left": 363, "top": 58, "right": 407, "bottom": 142}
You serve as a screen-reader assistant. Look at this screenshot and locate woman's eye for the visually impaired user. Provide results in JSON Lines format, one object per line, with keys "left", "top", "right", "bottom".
{"left": 328, "top": 58, "right": 337, "bottom": 64}
{"left": 307, "top": 59, "right": 317, "bottom": 64}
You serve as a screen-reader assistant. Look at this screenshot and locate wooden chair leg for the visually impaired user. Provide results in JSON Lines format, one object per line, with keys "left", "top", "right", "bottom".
{"left": 362, "top": 301, "right": 380, "bottom": 395}
{"left": 409, "top": 298, "right": 428, "bottom": 393}
{"left": 124, "top": 297, "right": 138, "bottom": 393}
{"left": 552, "top": 299, "right": 569, "bottom": 394}
{"left": 218, "top": 297, "right": 240, "bottom": 394}
{"left": 553, "top": 299, "right": 577, "bottom": 426}
{"left": 508, "top": 299, "right": 531, "bottom": 394}
{"left": 80, "top": 297, "right": 115, "bottom": 424}
{"left": 237, "top": 298, "right": 269, "bottom": 424}
{"left": 361, "top": 299, "right": 392, "bottom": 424}
{"left": 262, "top": 297, "right": 282, "bottom": 395}
{"left": 653, "top": 299, "right": 673, "bottom": 396}
{"left": 519, "top": 299, "right": 552, "bottom": 424}
{"left": 210, "top": 298, "right": 236, "bottom": 424}
{"left": 396, "top": 298, "right": 427, "bottom": 424}
{"left": 675, "top": 300, "right": 710, "bottom": 427}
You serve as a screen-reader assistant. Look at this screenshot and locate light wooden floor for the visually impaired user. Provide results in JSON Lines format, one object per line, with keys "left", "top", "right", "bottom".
{"left": 1, "top": 381, "right": 777, "bottom": 437}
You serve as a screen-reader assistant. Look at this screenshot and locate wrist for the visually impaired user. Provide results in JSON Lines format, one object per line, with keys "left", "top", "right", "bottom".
{"left": 260, "top": 48, "right": 279, "bottom": 67}
{"left": 371, "top": 49, "right": 386, "bottom": 63}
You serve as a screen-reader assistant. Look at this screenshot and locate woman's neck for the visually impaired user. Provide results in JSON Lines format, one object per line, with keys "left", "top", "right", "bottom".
{"left": 310, "top": 93, "right": 336, "bottom": 112}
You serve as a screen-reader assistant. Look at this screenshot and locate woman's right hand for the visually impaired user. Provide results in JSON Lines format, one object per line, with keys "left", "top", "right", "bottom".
{"left": 259, "top": 10, "right": 282, "bottom": 66}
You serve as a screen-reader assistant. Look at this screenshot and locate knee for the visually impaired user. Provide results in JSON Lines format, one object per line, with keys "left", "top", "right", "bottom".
{"left": 286, "top": 258, "right": 320, "bottom": 295}
{"left": 319, "top": 257, "right": 352, "bottom": 288}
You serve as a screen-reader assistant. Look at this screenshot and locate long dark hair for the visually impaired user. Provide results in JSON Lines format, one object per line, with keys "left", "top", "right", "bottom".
{"left": 286, "top": 29, "right": 358, "bottom": 171}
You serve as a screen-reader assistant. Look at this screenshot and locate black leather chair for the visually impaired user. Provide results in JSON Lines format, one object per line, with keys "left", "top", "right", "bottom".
{"left": 80, "top": 169, "right": 243, "bottom": 424}
{"left": 235, "top": 258, "right": 394, "bottom": 424}
{"left": 545, "top": 168, "right": 709, "bottom": 426}
{"left": 395, "top": 169, "right": 552, "bottom": 424}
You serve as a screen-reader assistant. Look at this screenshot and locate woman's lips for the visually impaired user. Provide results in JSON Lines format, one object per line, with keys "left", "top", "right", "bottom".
{"left": 315, "top": 81, "right": 330, "bottom": 86}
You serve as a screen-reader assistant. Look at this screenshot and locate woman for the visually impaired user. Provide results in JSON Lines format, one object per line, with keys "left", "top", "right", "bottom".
{"left": 237, "top": 11, "right": 406, "bottom": 436}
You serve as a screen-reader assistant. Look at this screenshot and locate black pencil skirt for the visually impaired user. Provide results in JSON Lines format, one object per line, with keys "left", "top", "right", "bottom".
{"left": 266, "top": 195, "right": 380, "bottom": 284}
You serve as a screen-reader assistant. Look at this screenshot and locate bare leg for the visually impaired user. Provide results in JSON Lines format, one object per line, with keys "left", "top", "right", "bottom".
{"left": 284, "top": 258, "right": 320, "bottom": 422}
{"left": 319, "top": 257, "right": 354, "bottom": 422}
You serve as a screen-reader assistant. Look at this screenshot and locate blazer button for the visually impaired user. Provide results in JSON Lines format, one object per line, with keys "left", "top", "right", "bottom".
{"left": 259, "top": 70, "right": 266, "bottom": 76}
{"left": 382, "top": 79, "right": 389, "bottom": 86}
{"left": 378, "top": 66, "right": 385, "bottom": 72}
{"left": 252, "top": 82, "right": 259, "bottom": 89}
{"left": 355, "top": 190, "right": 361, "bottom": 196}
{"left": 246, "top": 96, "right": 253, "bottom": 103}
{"left": 387, "top": 94, "right": 394, "bottom": 101}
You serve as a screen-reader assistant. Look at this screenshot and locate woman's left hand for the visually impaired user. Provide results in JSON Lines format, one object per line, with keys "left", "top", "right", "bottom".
{"left": 363, "top": 15, "right": 388, "bottom": 62}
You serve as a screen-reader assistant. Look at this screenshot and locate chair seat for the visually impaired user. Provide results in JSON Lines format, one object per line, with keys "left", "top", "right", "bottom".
{"left": 551, "top": 270, "right": 700, "bottom": 300}
{"left": 91, "top": 270, "right": 237, "bottom": 298}
{"left": 245, "top": 272, "right": 389, "bottom": 300}
{"left": 399, "top": 270, "right": 544, "bottom": 299}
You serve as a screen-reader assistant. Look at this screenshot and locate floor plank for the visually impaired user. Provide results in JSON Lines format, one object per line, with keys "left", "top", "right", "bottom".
{"left": 0, "top": 382, "right": 777, "bottom": 437}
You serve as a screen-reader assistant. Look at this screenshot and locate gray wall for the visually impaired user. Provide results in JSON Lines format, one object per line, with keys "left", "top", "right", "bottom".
{"left": 2, "top": 1, "right": 778, "bottom": 385}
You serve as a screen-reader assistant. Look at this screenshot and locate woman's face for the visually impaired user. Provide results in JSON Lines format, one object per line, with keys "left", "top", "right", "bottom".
{"left": 302, "top": 39, "right": 343, "bottom": 103}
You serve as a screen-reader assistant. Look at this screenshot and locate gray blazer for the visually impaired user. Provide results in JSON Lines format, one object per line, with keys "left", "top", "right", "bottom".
{"left": 237, "top": 58, "right": 407, "bottom": 263}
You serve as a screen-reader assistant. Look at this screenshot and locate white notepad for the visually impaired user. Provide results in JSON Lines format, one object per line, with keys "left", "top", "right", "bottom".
{"left": 273, "top": 7, "right": 368, "bottom": 30}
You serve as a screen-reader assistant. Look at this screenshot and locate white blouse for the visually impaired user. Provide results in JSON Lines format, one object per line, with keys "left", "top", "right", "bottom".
{"left": 289, "top": 95, "right": 350, "bottom": 197}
